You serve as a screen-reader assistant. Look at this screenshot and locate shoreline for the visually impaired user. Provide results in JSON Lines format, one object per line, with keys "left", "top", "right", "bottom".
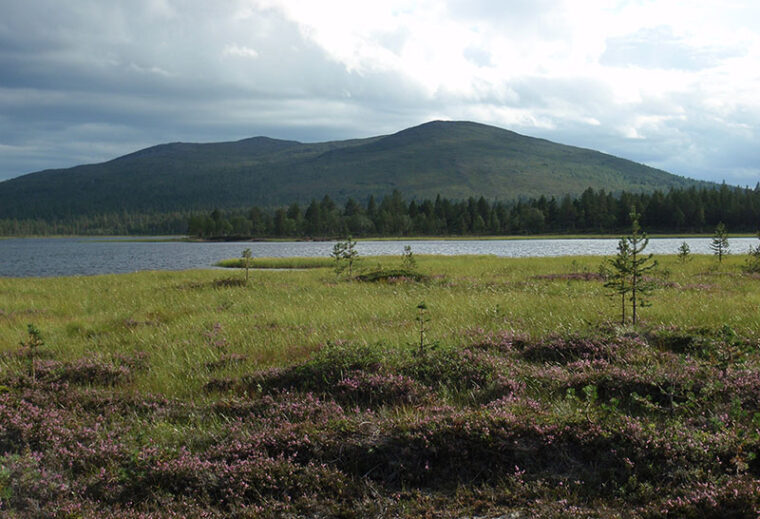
{"left": 4, "top": 232, "right": 756, "bottom": 242}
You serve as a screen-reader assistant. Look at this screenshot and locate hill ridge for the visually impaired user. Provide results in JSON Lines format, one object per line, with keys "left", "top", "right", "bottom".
{"left": 0, "top": 120, "right": 707, "bottom": 220}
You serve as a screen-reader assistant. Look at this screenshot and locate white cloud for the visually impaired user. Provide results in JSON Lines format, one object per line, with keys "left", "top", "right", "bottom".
{"left": 222, "top": 44, "right": 260, "bottom": 59}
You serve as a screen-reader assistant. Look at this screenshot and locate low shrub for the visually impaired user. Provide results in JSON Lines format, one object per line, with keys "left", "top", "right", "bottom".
{"left": 464, "top": 327, "right": 530, "bottom": 352}
{"left": 241, "top": 341, "right": 387, "bottom": 394}
{"left": 205, "top": 353, "right": 247, "bottom": 372}
{"left": 354, "top": 268, "right": 430, "bottom": 283}
{"left": 522, "top": 334, "right": 622, "bottom": 363}
{"left": 401, "top": 346, "right": 503, "bottom": 392}
{"left": 211, "top": 277, "right": 247, "bottom": 288}
{"left": 335, "top": 371, "right": 432, "bottom": 407}
{"left": 35, "top": 357, "right": 133, "bottom": 386}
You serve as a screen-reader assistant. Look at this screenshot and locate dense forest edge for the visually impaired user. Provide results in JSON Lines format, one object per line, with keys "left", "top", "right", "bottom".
{"left": 2, "top": 183, "right": 760, "bottom": 238}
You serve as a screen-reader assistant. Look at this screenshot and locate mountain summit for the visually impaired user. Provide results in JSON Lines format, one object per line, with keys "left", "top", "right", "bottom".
{"left": 0, "top": 121, "right": 702, "bottom": 219}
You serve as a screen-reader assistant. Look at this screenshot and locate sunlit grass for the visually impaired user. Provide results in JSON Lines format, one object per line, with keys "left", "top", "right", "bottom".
{"left": 216, "top": 256, "right": 334, "bottom": 269}
{"left": 2, "top": 253, "right": 758, "bottom": 398}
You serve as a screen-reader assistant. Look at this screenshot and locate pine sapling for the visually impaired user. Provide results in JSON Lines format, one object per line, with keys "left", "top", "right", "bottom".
{"left": 628, "top": 212, "right": 657, "bottom": 325}
{"left": 416, "top": 301, "right": 430, "bottom": 356}
{"left": 343, "top": 236, "right": 358, "bottom": 277}
{"left": 710, "top": 222, "right": 729, "bottom": 263}
{"left": 604, "top": 238, "right": 632, "bottom": 324}
{"left": 401, "top": 245, "right": 417, "bottom": 272}
{"left": 241, "top": 248, "right": 252, "bottom": 284}
{"left": 331, "top": 236, "right": 359, "bottom": 278}
{"left": 331, "top": 241, "right": 347, "bottom": 276}
{"left": 20, "top": 324, "right": 44, "bottom": 382}
{"left": 605, "top": 211, "right": 657, "bottom": 325}
{"left": 677, "top": 241, "right": 691, "bottom": 264}
{"left": 743, "top": 231, "right": 760, "bottom": 273}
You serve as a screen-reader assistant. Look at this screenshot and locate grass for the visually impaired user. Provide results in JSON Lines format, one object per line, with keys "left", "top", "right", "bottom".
{"left": 2, "top": 254, "right": 759, "bottom": 398}
{"left": 216, "top": 256, "right": 334, "bottom": 269}
{"left": 2, "top": 254, "right": 760, "bottom": 517}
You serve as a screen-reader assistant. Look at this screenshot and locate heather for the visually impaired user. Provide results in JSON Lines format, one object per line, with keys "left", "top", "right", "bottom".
{"left": 1, "top": 254, "right": 760, "bottom": 517}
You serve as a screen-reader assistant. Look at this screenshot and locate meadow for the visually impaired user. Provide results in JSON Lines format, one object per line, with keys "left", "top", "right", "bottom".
{"left": 1, "top": 253, "right": 760, "bottom": 517}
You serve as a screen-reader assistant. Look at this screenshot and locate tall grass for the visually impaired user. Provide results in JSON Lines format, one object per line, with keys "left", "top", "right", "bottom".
{"left": 1, "top": 254, "right": 758, "bottom": 398}
{"left": 215, "top": 256, "right": 334, "bottom": 269}
{"left": 4, "top": 254, "right": 760, "bottom": 517}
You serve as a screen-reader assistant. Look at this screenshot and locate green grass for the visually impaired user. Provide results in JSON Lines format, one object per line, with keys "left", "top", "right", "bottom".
{"left": 2, "top": 254, "right": 759, "bottom": 399}
{"left": 216, "top": 256, "right": 334, "bottom": 269}
{"left": 3, "top": 253, "right": 760, "bottom": 517}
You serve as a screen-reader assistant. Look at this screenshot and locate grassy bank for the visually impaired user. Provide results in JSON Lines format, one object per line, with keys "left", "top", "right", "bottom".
{"left": 216, "top": 256, "right": 335, "bottom": 269}
{"left": 2, "top": 254, "right": 760, "bottom": 517}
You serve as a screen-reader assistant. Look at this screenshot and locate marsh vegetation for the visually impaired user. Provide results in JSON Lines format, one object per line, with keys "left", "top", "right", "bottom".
{"left": 1, "top": 254, "right": 760, "bottom": 517}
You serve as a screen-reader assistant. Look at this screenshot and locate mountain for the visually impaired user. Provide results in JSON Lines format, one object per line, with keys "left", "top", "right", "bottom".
{"left": 0, "top": 121, "right": 706, "bottom": 220}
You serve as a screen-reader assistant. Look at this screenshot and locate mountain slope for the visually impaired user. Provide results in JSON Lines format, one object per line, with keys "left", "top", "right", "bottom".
{"left": 0, "top": 121, "right": 705, "bottom": 219}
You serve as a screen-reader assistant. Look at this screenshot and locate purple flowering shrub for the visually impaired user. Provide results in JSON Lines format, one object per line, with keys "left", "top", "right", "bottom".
{"left": 652, "top": 477, "right": 760, "bottom": 518}
{"left": 464, "top": 327, "right": 530, "bottom": 352}
{"left": 236, "top": 342, "right": 512, "bottom": 405}
{"left": 35, "top": 357, "right": 132, "bottom": 386}
{"left": 3, "top": 326, "right": 760, "bottom": 517}
{"left": 400, "top": 346, "right": 504, "bottom": 393}
{"left": 212, "top": 391, "right": 346, "bottom": 425}
{"left": 647, "top": 325, "right": 750, "bottom": 358}
{"left": 0, "top": 452, "right": 71, "bottom": 515}
{"left": 521, "top": 333, "right": 624, "bottom": 363}
{"left": 335, "top": 371, "right": 432, "bottom": 407}
{"left": 240, "top": 341, "right": 387, "bottom": 394}
{"left": 3, "top": 351, "right": 148, "bottom": 388}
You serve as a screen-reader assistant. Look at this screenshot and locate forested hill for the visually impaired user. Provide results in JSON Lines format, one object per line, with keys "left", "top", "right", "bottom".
{"left": 0, "top": 121, "right": 706, "bottom": 221}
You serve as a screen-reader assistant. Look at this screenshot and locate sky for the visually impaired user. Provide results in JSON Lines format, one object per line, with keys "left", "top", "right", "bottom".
{"left": 1, "top": 0, "right": 759, "bottom": 186}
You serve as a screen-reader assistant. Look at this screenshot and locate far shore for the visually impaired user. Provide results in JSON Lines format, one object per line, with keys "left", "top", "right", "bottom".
{"left": 2, "top": 232, "right": 758, "bottom": 242}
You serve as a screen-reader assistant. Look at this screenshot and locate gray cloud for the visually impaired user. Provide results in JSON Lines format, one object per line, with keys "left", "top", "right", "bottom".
{"left": 0, "top": 0, "right": 758, "bottom": 190}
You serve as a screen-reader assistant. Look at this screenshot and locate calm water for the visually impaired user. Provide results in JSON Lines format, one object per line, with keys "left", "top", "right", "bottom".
{"left": 1, "top": 236, "right": 758, "bottom": 278}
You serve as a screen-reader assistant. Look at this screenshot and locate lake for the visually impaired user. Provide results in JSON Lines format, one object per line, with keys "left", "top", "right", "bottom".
{"left": 1, "top": 236, "right": 758, "bottom": 278}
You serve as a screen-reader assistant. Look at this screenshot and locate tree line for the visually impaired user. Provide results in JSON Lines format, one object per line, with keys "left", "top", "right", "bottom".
{"left": 188, "top": 184, "right": 760, "bottom": 239}
{"left": 0, "top": 211, "right": 191, "bottom": 237}
{"left": 2, "top": 183, "right": 759, "bottom": 237}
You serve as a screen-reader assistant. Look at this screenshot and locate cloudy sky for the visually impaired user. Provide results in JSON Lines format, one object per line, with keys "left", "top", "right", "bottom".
{"left": 1, "top": 0, "right": 759, "bottom": 185}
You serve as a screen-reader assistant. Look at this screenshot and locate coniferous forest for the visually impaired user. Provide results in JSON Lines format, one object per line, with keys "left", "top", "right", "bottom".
{"left": 2, "top": 183, "right": 759, "bottom": 237}
{"left": 188, "top": 184, "right": 760, "bottom": 239}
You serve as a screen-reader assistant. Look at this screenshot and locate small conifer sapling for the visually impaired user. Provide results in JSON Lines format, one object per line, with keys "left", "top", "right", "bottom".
{"left": 677, "top": 241, "right": 691, "bottom": 264}
{"left": 604, "top": 238, "right": 632, "bottom": 324}
{"left": 710, "top": 222, "right": 729, "bottom": 263}
{"left": 20, "top": 324, "right": 44, "bottom": 382}
{"left": 743, "top": 231, "right": 760, "bottom": 273}
{"left": 605, "top": 211, "right": 657, "bottom": 325}
{"left": 416, "top": 301, "right": 429, "bottom": 356}
{"left": 331, "top": 236, "right": 359, "bottom": 278}
{"left": 241, "top": 248, "right": 252, "bottom": 284}
{"left": 401, "top": 245, "right": 417, "bottom": 271}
